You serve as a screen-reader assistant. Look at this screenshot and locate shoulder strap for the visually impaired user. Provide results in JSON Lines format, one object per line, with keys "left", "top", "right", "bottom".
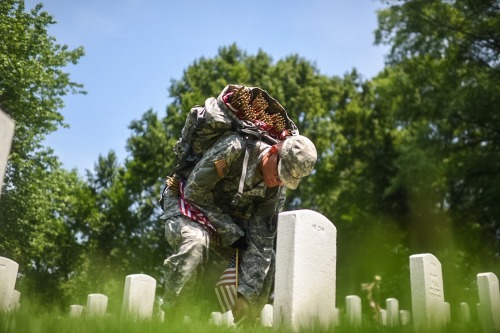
{"left": 231, "top": 143, "right": 251, "bottom": 206}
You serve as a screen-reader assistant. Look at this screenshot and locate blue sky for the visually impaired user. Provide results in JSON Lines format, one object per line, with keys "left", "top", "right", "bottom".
{"left": 26, "top": 0, "right": 390, "bottom": 173}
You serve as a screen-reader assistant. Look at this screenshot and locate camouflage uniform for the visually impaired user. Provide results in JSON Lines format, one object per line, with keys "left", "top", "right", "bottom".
{"left": 160, "top": 131, "right": 286, "bottom": 311}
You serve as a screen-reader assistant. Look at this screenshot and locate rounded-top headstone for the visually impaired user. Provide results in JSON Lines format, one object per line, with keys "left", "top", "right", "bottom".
{"left": 121, "top": 274, "right": 156, "bottom": 320}
{"left": 274, "top": 209, "right": 337, "bottom": 330}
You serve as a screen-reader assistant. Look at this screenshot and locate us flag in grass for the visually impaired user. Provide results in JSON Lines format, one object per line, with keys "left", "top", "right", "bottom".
{"left": 215, "top": 250, "right": 238, "bottom": 313}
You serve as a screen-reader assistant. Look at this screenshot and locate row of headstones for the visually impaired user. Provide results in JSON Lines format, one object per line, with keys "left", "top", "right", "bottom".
{"left": 2, "top": 210, "right": 500, "bottom": 332}
{"left": 408, "top": 253, "right": 500, "bottom": 332}
{"left": 343, "top": 294, "right": 494, "bottom": 328}
{"left": 2, "top": 111, "right": 499, "bottom": 331}
{"left": 273, "top": 211, "right": 500, "bottom": 332}
{"left": 69, "top": 274, "right": 157, "bottom": 319}
{"left": 206, "top": 290, "right": 495, "bottom": 329}
{"left": 1, "top": 256, "right": 492, "bottom": 331}
{"left": 0, "top": 258, "right": 157, "bottom": 319}
{"left": 344, "top": 295, "right": 411, "bottom": 327}
{"left": 68, "top": 290, "right": 494, "bottom": 329}
{"left": 209, "top": 302, "right": 407, "bottom": 328}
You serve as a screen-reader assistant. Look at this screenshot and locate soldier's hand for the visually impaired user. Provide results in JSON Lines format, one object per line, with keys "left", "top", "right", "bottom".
{"left": 231, "top": 236, "right": 248, "bottom": 250}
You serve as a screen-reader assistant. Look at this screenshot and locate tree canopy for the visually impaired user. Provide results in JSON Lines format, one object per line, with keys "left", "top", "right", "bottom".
{"left": 0, "top": 0, "right": 86, "bottom": 306}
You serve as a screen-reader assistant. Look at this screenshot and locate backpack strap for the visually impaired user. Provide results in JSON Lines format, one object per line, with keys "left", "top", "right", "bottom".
{"left": 231, "top": 127, "right": 281, "bottom": 206}
{"left": 239, "top": 127, "right": 278, "bottom": 146}
{"left": 231, "top": 143, "right": 251, "bottom": 206}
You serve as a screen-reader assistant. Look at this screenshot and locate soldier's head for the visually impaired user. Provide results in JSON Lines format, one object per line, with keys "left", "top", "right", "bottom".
{"left": 277, "top": 135, "right": 317, "bottom": 190}
{"left": 260, "top": 135, "right": 317, "bottom": 189}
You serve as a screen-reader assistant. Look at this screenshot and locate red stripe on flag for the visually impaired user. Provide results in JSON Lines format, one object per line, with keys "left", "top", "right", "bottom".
{"left": 177, "top": 182, "right": 217, "bottom": 235}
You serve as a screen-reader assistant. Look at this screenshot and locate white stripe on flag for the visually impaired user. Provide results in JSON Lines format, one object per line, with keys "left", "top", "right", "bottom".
{"left": 215, "top": 288, "right": 227, "bottom": 313}
{"left": 225, "top": 285, "right": 236, "bottom": 306}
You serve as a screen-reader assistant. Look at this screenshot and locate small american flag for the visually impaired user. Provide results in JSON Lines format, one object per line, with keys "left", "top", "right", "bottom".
{"left": 215, "top": 250, "right": 238, "bottom": 313}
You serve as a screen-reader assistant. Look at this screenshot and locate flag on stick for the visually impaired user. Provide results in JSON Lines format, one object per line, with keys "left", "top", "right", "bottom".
{"left": 215, "top": 249, "right": 238, "bottom": 313}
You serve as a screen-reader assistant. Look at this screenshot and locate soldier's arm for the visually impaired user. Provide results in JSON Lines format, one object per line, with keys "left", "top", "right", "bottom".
{"left": 237, "top": 187, "right": 286, "bottom": 305}
{"left": 246, "top": 187, "right": 286, "bottom": 247}
{"left": 183, "top": 132, "right": 245, "bottom": 247}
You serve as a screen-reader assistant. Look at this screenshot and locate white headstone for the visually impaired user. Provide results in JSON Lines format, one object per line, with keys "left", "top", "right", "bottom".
{"left": 400, "top": 310, "right": 411, "bottom": 326}
{"left": 260, "top": 304, "right": 273, "bottom": 327}
{"left": 273, "top": 209, "right": 337, "bottom": 330}
{"left": 477, "top": 272, "right": 500, "bottom": 332}
{"left": 410, "top": 253, "right": 446, "bottom": 331}
{"left": 69, "top": 305, "right": 84, "bottom": 317}
{"left": 0, "top": 257, "right": 18, "bottom": 312}
{"left": 386, "top": 298, "right": 399, "bottom": 326}
{"left": 121, "top": 274, "right": 156, "bottom": 320}
{"left": 346, "top": 295, "right": 362, "bottom": 326}
{"left": 0, "top": 109, "right": 15, "bottom": 196}
{"left": 9, "top": 290, "right": 20, "bottom": 311}
{"left": 379, "top": 309, "right": 387, "bottom": 326}
{"left": 221, "top": 310, "right": 234, "bottom": 327}
{"left": 460, "top": 302, "right": 470, "bottom": 323}
{"left": 86, "top": 294, "right": 107, "bottom": 316}
{"left": 209, "top": 312, "right": 222, "bottom": 325}
{"left": 332, "top": 308, "right": 340, "bottom": 327}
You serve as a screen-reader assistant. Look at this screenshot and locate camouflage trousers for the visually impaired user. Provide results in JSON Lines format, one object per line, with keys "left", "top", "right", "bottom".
{"left": 162, "top": 215, "right": 276, "bottom": 313}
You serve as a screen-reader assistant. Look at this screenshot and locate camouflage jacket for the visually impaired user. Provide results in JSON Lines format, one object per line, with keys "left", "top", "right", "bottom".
{"left": 161, "top": 131, "right": 286, "bottom": 247}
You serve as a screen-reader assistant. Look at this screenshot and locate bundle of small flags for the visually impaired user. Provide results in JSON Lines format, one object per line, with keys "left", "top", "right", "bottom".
{"left": 225, "top": 86, "right": 289, "bottom": 139}
{"left": 166, "top": 176, "right": 217, "bottom": 238}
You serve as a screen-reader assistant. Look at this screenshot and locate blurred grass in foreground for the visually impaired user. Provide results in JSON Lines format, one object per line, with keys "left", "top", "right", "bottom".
{"left": 0, "top": 303, "right": 484, "bottom": 333}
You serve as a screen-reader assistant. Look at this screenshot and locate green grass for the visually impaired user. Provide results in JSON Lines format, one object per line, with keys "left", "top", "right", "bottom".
{"left": 0, "top": 304, "right": 484, "bottom": 333}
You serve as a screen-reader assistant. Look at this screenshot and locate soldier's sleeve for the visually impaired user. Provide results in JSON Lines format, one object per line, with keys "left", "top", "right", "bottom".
{"left": 183, "top": 132, "right": 245, "bottom": 247}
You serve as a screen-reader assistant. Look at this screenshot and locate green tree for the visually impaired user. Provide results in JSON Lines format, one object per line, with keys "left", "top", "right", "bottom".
{"left": 375, "top": 0, "right": 500, "bottom": 303}
{"left": 0, "top": 150, "right": 89, "bottom": 306}
{"left": 0, "top": 0, "right": 84, "bottom": 157}
{"left": 0, "top": 0, "right": 86, "bottom": 307}
{"left": 59, "top": 152, "right": 136, "bottom": 311}
{"left": 124, "top": 44, "right": 406, "bottom": 306}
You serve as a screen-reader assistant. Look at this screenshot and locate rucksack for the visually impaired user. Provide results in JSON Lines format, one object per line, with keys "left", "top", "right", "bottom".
{"left": 161, "top": 84, "right": 299, "bottom": 206}
{"left": 172, "top": 84, "right": 298, "bottom": 174}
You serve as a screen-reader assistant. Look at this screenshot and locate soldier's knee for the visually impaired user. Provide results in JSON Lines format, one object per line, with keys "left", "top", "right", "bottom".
{"left": 179, "top": 223, "right": 207, "bottom": 249}
{"left": 188, "top": 235, "right": 209, "bottom": 254}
